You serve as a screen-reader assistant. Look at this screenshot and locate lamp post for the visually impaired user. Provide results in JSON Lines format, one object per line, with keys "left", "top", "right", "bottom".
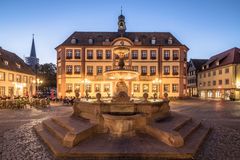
{"left": 33, "top": 78, "right": 43, "bottom": 97}
{"left": 80, "top": 78, "right": 91, "bottom": 99}
{"left": 152, "top": 78, "right": 162, "bottom": 99}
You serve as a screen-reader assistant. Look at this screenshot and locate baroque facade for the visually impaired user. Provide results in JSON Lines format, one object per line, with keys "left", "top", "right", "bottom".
{"left": 0, "top": 47, "right": 36, "bottom": 97}
{"left": 56, "top": 14, "right": 188, "bottom": 98}
{"left": 198, "top": 47, "right": 240, "bottom": 100}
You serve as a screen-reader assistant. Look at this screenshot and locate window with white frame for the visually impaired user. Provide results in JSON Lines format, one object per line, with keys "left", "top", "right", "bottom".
{"left": 8, "top": 73, "right": 14, "bottom": 81}
{"left": 132, "top": 66, "right": 138, "bottom": 72}
{"left": 0, "top": 86, "right": 5, "bottom": 96}
{"left": 104, "top": 84, "right": 110, "bottom": 92}
{"left": 0, "top": 72, "right": 5, "bottom": 81}
{"left": 150, "top": 66, "right": 156, "bottom": 75}
{"left": 133, "top": 84, "right": 140, "bottom": 92}
{"left": 141, "top": 66, "right": 147, "bottom": 75}
{"left": 95, "top": 84, "right": 101, "bottom": 92}
{"left": 106, "top": 50, "right": 111, "bottom": 59}
{"left": 96, "top": 50, "right": 103, "bottom": 59}
{"left": 97, "top": 66, "right": 103, "bottom": 75}
{"left": 164, "top": 84, "right": 170, "bottom": 92}
{"left": 131, "top": 50, "right": 138, "bottom": 59}
{"left": 66, "top": 49, "right": 73, "bottom": 59}
{"left": 66, "top": 83, "right": 73, "bottom": 92}
{"left": 164, "top": 66, "right": 170, "bottom": 75}
{"left": 87, "top": 66, "right": 93, "bottom": 75}
{"left": 164, "top": 50, "right": 170, "bottom": 60}
{"left": 74, "top": 49, "right": 81, "bottom": 59}
{"left": 141, "top": 50, "right": 147, "bottom": 59}
{"left": 86, "top": 84, "right": 92, "bottom": 92}
{"left": 16, "top": 75, "right": 21, "bottom": 82}
{"left": 87, "top": 50, "right": 93, "bottom": 59}
{"left": 143, "top": 84, "right": 149, "bottom": 92}
{"left": 66, "top": 65, "right": 73, "bottom": 74}
{"left": 74, "top": 65, "right": 81, "bottom": 74}
{"left": 172, "top": 84, "right": 178, "bottom": 92}
{"left": 150, "top": 50, "right": 156, "bottom": 59}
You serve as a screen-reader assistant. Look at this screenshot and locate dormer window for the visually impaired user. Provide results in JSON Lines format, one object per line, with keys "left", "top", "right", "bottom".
{"left": 202, "top": 66, "right": 205, "bottom": 70}
{"left": 134, "top": 37, "right": 139, "bottom": 42}
{"left": 151, "top": 37, "right": 156, "bottom": 45}
{"left": 206, "top": 65, "right": 209, "bottom": 68}
{"left": 168, "top": 37, "right": 173, "bottom": 45}
{"left": 88, "top": 38, "right": 93, "bottom": 44}
{"left": 4, "top": 60, "right": 8, "bottom": 66}
{"left": 16, "top": 63, "right": 21, "bottom": 69}
{"left": 216, "top": 61, "right": 219, "bottom": 66}
{"left": 71, "top": 37, "right": 78, "bottom": 44}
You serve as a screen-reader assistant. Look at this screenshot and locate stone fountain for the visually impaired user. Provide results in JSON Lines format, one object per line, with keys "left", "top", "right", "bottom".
{"left": 34, "top": 45, "right": 210, "bottom": 159}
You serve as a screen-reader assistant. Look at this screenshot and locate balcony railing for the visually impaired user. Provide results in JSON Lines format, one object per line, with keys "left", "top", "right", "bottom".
{"left": 141, "top": 73, "right": 147, "bottom": 76}
{"left": 66, "top": 71, "right": 72, "bottom": 74}
{"left": 66, "top": 56, "right": 72, "bottom": 59}
{"left": 173, "top": 72, "right": 179, "bottom": 75}
{"left": 164, "top": 57, "right": 170, "bottom": 60}
{"left": 75, "top": 56, "right": 81, "bottom": 59}
{"left": 74, "top": 71, "right": 81, "bottom": 74}
{"left": 87, "top": 72, "right": 93, "bottom": 76}
{"left": 173, "top": 57, "right": 179, "bottom": 60}
{"left": 164, "top": 72, "right": 170, "bottom": 75}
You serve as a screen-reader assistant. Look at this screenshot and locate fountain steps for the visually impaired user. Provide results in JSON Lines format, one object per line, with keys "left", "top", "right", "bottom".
{"left": 35, "top": 116, "right": 97, "bottom": 149}
{"left": 42, "top": 119, "right": 67, "bottom": 142}
{"left": 147, "top": 113, "right": 210, "bottom": 148}
{"left": 34, "top": 123, "right": 69, "bottom": 157}
{"left": 177, "top": 120, "right": 202, "bottom": 140}
{"left": 34, "top": 112, "right": 210, "bottom": 159}
{"left": 177, "top": 125, "right": 210, "bottom": 158}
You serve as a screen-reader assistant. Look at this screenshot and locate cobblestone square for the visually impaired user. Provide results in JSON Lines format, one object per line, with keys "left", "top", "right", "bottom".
{"left": 0, "top": 100, "right": 240, "bottom": 160}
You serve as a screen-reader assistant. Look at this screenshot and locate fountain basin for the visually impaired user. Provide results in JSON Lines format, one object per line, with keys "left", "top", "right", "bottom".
{"left": 102, "top": 113, "right": 143, "bottom": 137}
{"left": 103, "top": 69, "right": 139, "bottom": 80}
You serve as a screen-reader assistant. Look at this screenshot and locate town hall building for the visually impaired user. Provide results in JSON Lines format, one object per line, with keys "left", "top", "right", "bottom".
{"left": 56, "top": 13, "right": 188, "bottom": 98}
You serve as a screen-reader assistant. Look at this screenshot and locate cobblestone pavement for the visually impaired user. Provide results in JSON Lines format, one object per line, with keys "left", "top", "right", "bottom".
{"left": 0, "top": 100, "right": 240, "bottom": 160}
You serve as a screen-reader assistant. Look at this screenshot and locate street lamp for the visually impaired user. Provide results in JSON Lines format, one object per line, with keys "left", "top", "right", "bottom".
{"left": 152, "top": 78, "right": 162, "bottom": 99}
{"left": 33, "top": 78, "right": 43, "bottom": 97}
{"left": 80, "top": 78, "right": 91, "bottom": 98}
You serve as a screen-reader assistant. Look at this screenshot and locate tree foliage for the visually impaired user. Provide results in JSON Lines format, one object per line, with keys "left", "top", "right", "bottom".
{"left": 37, "top": 63, "right": 56, "bottom": 90}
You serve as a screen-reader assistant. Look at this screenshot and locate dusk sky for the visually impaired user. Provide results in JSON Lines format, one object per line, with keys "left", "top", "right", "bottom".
{"left": 0, "top": 0, "right": 239, "bottom": 64}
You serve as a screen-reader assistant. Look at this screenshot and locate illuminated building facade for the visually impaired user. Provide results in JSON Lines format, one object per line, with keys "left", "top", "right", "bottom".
{"left": 56, "top": 14, "right": 188, "bottom": 98}
{"left": 198, "top": 47, "right": 240, "bottom": 100}
{"left": 0, "top": 47, "right": 36, "bottom": 97}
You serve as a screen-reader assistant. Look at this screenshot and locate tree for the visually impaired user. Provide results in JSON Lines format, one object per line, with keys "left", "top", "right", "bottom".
{"left": 37, "top": 63, "right": 56, "bottom": 95}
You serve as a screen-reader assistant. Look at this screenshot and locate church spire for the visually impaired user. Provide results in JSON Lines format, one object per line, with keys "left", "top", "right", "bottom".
{"left": 25, "top": 34, "right": 39, "bottom": 69}
{"left": 30, "top": 34, "right": 36, "bottom": 58}
{"left": 118, "top": 6, "right": 126, "bottom": 35}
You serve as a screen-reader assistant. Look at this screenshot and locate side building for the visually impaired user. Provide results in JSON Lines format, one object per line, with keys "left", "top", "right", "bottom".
{"left": 56, "top": 14, "right": 188, "bottom": 98}
{"left": 187, "top": 59, "right": 207, "bottom": 97}
{"left": 198, "top": 47, "right": 240, "bottom": 100}
{"left": 0, "top": 47, "right": 36, "bottom": 97}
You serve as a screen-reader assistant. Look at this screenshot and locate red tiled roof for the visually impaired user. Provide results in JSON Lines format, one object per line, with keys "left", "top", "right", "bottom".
{"left": 0, "top": 47, "right": 35, "bottom": 75}
{"left": 56, "top": 31, "right": 187, "bottom": 48}
{"left": 202, "top": 47, "right": 240, "bottom": 70}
